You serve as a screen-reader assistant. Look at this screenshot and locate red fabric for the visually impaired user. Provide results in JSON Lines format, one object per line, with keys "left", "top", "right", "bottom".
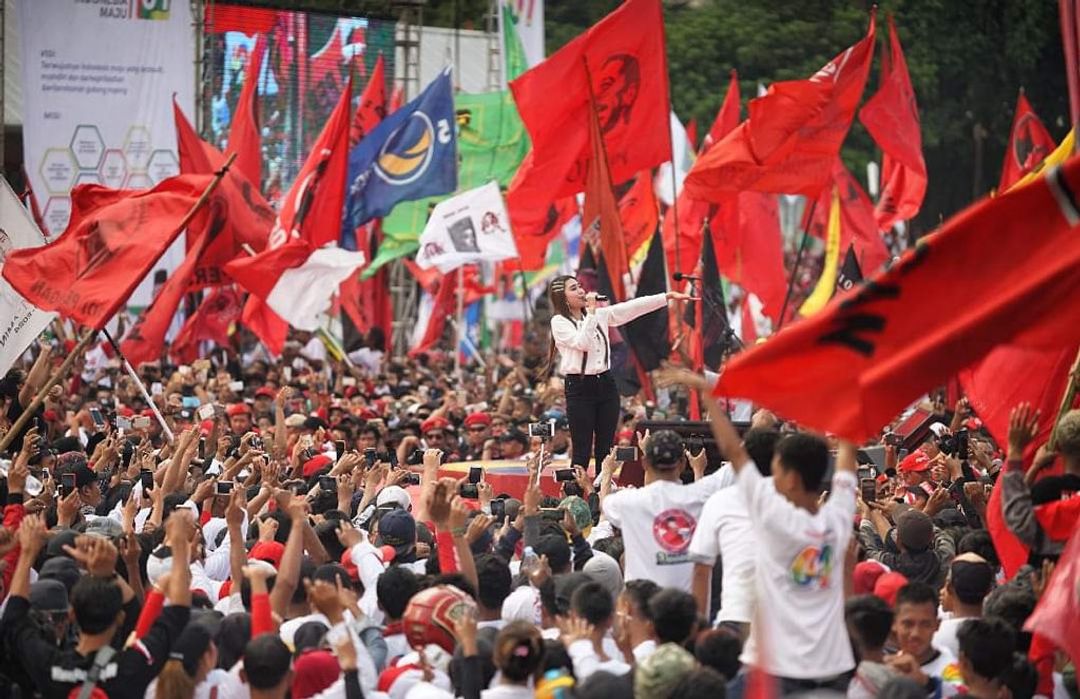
{"left": 350, "top": 54, "right": 387, "bottom": 146}
{"left": 435, "top": 530, "right": 459, "bottom": 573}
{"left": 134, "top": 588, "right": 165, "bottom": 639}
{"left": 1034, "top": 496, "right": 1080, "bottom": 541}
{"left": 250, "top": 541, "right": 286, "bottom": 567}
{"left": 714, "top": 191, "right": 787, "bottom": 323}
{"left": 250, "top": 592, "right": 275, "bottom": 636}
{"left": 619, "top": 171, "right": 659, "bottom": 259}
{"left": 206, "top": 5, "right": 277, "bottom": 34}
{"left": 583, "top": 103, "right": 629, "bottom": 301}
{"left": 402, "top": 257, "right": 441, "bottom": 294}
{"left": 741, "top": 296, "right": 758, "bottom": 345}
{"left": 685, "top": 14, "right": 876, "bottom": 200}
{"left": 513, "top": 197, "right": 577, "bottom": 272}
{"left": 228, "top": 34, "right": 266, "bottom": 188}
{"left": 1024, "top": 525, "right": 1080, "bottom": 665}
{"left": 803, "top": 160, "right": 891, "bottom": 273}
{"left": 705, "top": 70, "right": 742, "bottom": 150}
{"left": 858, "top": 16, "right": 926, "bottom": 230}
{"left": 175, "top": 98, "right": 225, "bottom": 175}
{"left": 1028, "top": 633, "right": 1056, "bottom": 697}
{"left": 410, "top": 270, "right": 462, "bottom": 356}
{"left": 2, "top": 500, "right": 25, "bottom": 594}
{"left": 507, "top": 0, "right": 669, "bottom": 245}
{"left": 232, "top": 76, "right": 353, "bottom": 353}
{"left": 2, "top": 175, "right": 211, "bottom": 330}
{"left": 999, "top": 93, "right": 1055, "bottom": 192}
{"left": 171, "top": 286, "right": 244, "bottom": 362}
{"left": 713, "top": 154, "right": 1080, "bottom": 442}
{"left": 389, "top": 85, "right": 404, "bottom": 113}
{"left": 685, "top": 119, "right": 698, "bottom": 154}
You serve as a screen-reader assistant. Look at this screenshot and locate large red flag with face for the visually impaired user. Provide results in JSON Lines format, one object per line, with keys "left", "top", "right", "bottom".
{"left": 804, "top": 160, "right": 891, "bottom": 274}
{"left": 228, "top": 34, "right": 266, "bottom": 188}
{"left": 859, "top": 16, "right": 926, "bottom": 230}
{"left": 507, "top": 0, "right": 670, "bottom": 239}
{"left": 714, "top": 156, "right": 1080, "bottom": 442}
{"left": 3, "top": 175, "right": 212, "bottom": 330}
{"left": 685, "top": 13, "right": 876, "bottom": 200}
{"left": 1000, "top": 92, "right": 1055, "bottom": 191}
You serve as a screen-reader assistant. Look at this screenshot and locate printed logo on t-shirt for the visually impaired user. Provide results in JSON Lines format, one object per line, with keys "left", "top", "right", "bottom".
{"left": 789, "top": 544, "right": 834, "bottom": 588}
{"left": 652, "top": 509, "right": 696, "bottom": 565}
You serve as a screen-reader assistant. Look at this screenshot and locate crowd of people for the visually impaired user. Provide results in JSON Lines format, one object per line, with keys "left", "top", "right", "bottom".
{"left": 0, "top": 322, "right": 1077, "bottom": 699}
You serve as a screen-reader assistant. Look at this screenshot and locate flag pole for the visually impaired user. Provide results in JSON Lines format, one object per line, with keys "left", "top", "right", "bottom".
{"left": 776, "top": 199, "right": 818, "bottom": 330}
{"left": 0, "top": 329, "right": 97, "bottom": 456}
{"left": 1048, "top": 347, "right": 1080, "bottom": 452}
{"left": 101, "top": 329, "right": 176, "bottom": 443}
{"left": 455, "top": 266, "right": 465, "bottom": 379}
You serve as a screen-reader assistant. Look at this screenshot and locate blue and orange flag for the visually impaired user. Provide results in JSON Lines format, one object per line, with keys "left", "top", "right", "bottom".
{"left": 342, "top": 67, "right": 457, "bottom": 234}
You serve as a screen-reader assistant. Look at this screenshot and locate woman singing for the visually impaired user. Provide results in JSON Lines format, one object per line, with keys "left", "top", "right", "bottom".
{"left": 546, "top": 275, "right": 693, "bottom": 472}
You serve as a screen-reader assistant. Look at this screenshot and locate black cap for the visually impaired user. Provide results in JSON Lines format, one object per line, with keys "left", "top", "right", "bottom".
{"left": 645, "top": 430, "right": 685, "bottom": 469}
{"left": 499, "top": 429, "right": 529, "bottom": 447}
{"left": 30, "top": 579, "right": 69, "bottom": 613}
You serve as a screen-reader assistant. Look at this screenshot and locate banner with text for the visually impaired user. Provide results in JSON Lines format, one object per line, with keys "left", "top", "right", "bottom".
{"left": 19, "top": 0, "right": 194, "bottom": 306}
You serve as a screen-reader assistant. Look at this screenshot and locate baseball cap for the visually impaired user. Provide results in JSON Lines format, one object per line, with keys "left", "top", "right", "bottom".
{"left": 645, "top": 430, "right": 684, "bottom": 469}
{"left": 899, "top": 451, "right": 931, "bottom": 473}
{"left": 873, "top": 571, "right": 909, "bottom": 607}
{"left": 250, "top": 541, "right": 286, "bottom": 568}
{"left": 376, "top": 509, "right": 416, "bottom": 557}
{"left": 421, "top": 416, "right": 451, "bottom": 435}
{"left": 30, "top": 579, "right": 70, "bottom": 613}
{"left": 39, "top": 555, "right": 81, "bottom": 593}
{"left": 463, "top": 413, "right": 491, "bottom": 429}
{"left": 84, "top": 517, "right": 124, "bottom": 540}
{"left": 376, "top": 485, "right": 411, "bottom": 511}
{"left": 226, "top": 403, "right": 251, "bottom": 417}
{"left": 255, "top": 387, "right": 276, "bottom": 399}
{"left": 559, "top": 496, "right": 592, "bottom": 534}
{"left": 853, "top": 560, "right": 890, "bottom": 596}
{"left": 302, "top": 454, "right": 334, "bottom": 478}
{"left": 285, "top": 414, "right": 307, "bottom": 429}
{"left": 896, "top": 510, "right": 934, "bottom": 551}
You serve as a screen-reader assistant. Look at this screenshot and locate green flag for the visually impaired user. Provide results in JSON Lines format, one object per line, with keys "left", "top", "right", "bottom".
{"left": 363, "top": 90, "right": 530, "bottom": 278}
{"left": 502, "top": 2, "right": 529, "bottom": 81}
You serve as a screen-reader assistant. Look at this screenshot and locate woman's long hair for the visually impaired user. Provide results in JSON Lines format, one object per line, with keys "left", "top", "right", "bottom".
{"left": 155, "top": 624, "right": 214, "bottom": 699}
{"left": 494, "top": 621, "right": 545, "bottom": 684}
{"left": 542, "top": 275, "right": 576, "bottom": 379}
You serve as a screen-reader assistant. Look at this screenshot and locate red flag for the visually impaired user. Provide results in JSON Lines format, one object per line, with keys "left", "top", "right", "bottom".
{"left": 410, "top": 267, "right": 490, "bottom": 356}
{"left": 741, "top": 296, "right": 758, "bottom": 345}
{"left": 227, "top": 34, "right": 266, "bottom": 188}
{"left": 171, "top": 286, "right": 244, "bottom": 363}
{"left": 350, "top": 54, "right": 387, "bottom": 146}
{"left": 508, "top": 0, "right": 670, "bottom": 237}
{"left": 619, "top": 171, "right": 659, "bottom": 258}
{"left": 389, "top": 85, "right": 404, "bottom": 113}
{"left": 714, "top": 156, "right": 1080, "bottom": 442}
{"left": 804, "top": 160, "right": 891, "bottom": 273}
{"left": 999, "top": 92, "right": 1056, "bottom": 191}
{"left": 685, "top": 13, "right": 876, "bottom": 200}
{"left": 1024, "top": 525, "right": 1080, "bottom": 664}
{"left": 174, "top": 97, "right": 225, "bottom": 175}
{"left": 984, "top": 473, "right": 1031, "bottom": 579}
{"left": 515, "top": 197, "right": 578, "bottom": 271}
{"left": 685, "top": 119, "right": 698, "bottom": 154}
{"left": 241, "top": 77, "right": 353, "bottom": 352}
{"left": 2, "top": 175, "right": 211, "bottom": 330}
{"left": 859, "top": 16, "right": 926, "bottom": 230}
{"left": 711, "top": 191, "right": 787, "bottom": 323}
{"left": 705, "top": 70, "right": 742, "bottom": 150}
{"left": 583, "top": 101, "right": 629, "bottom": 301}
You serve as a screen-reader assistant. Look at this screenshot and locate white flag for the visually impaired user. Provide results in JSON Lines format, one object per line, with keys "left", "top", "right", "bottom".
{"left": 265, "top": 247, "right": 366, "bottom": 332}
{"left": 0, "top": 179, "right": 56, "bottom": 376}
{"left": 415, "top": 181, "right": 518, "bottom": 272}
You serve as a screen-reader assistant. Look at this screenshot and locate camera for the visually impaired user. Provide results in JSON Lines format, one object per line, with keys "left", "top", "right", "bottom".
{"left": 406, "top": 449, "right": 424, "bottom": 466}
{"left": 615, "top": 446, "right": 638, "bottom": 462}
{"left": 216, "top": 481, "right": 234, "bottom": 496}
{"left": 318, "top": 475, "right": 336, "bottom": 492}
{"left": 403, "top": 472, "right": 420, "bottom": 486}
{"left": 528, "top": 422, "right": 555, "bottom": 439}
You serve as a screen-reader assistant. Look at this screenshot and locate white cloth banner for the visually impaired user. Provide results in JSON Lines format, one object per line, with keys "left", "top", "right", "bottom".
{"left": 266, "top": 248, "right": 367, "bottom": 332}
{"left": 19, "top": 0, "right": 194, "bottom": 306}
{"left": 655, "top": 112, "right": 694, "bottom": 206}
{"left": 0, "top": 179, "right": 57, "bottom": 376}
{"left": 415, "top": 181, "right": 518, "bottom": 272}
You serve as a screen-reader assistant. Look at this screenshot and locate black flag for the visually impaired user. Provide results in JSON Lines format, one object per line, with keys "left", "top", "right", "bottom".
{"left": 622, "top": 231, "right": 670, "bottom": 371}
{"left": 836, "top": 244, "right": 864, "bottom": 294}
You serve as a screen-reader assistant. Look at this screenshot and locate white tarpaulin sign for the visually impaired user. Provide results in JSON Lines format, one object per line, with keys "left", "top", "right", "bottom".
{"left": 0, "top": 178, "right": 57, "bottom": 376}
{"left": 415, "top": 181, "right": 518, "bottom": 272}
{"left": 19, "top": 0, "right": 194, "bottom": 306}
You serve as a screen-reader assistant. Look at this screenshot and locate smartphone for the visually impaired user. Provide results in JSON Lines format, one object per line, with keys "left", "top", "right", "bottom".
{"left": 198, "top": 404, "right": 215, "bottom": 420}
{"left": 955, "top": 430, "right": 970, "bottom": 460}
{"left": 335, "top": 440, "right": 346, "bottom": 462}
{"left": 459, "top": 483, "right": 479, "bottom": 499}
{"left": 132, "top": 416, "right": 151, "bottom": 430}
{"left": 318, "top": 475, "right": 337, "bottom": 492}
{"left": 182, "top": 396, "right": 201, "bottom": 409}
{"left": 140, "top": 470, "right": 154, "bottom": 492}
{"left": 860, "top": 478, "right": 877, "bottom": 503}
{"left": 387, "top": 449, "right": 399, "bottom": 468}
{"left": 216, "top": 481, "right": 235, "bottom": 496}
{"left": 615, "top": 446, "right": 638, "bottom": 462}
{"left": 490, "top": 499, "right": 505, "bottom": 520}
{"left": 282, "top": 366, "right": 293, "bottom": 382}
{"left": 151, "top": 382, "right": 164, "bottom": 396}
{"left": 198, "top": 437, "right": 206, "bottom": 460}
{"left": 89, "top": 408, "right": 106, "bottom": 429}
{"left": 468, "top": 466, "right": 482, "bottom": 484}
{"left": 540, "top": 507, "right": 564, "bottom": 522}
{"left": 364, "top": 448, "right": 377, "bottom": 468}
{"left": 61, "top": 472, "right": 77, "bottom": 497}
{"left": 554, "top": 468, "right": 576, "bottom": 482}
{"left": 528, "top": 422, "right": 555, "bottom": 439}
{"left": 229, "top": 380, "right": 244, "bottom": 392}
{"left": 884, "top": 432, "right": 904, "bottom": 447}
{"left": 116, "top": 416, "right": 132, "bottom": 431}
{"left": 342, "top": 377, "right": 357, "bottom": 387}
{"left": 403, "top": 472, "right": 420, "bottom": 486}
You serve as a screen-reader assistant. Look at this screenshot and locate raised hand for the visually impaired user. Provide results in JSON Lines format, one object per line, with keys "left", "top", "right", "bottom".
{"left": 1007, "top": 402, "right": 1041, "bottom": 461}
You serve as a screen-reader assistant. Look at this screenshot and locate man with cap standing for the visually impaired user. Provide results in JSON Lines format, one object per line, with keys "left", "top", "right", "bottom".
{"left": 461, "top": 412, "right": 492, "bottom": 461}
{"left": 898, "top": 451, "right": 938, "bottom": 505}
{"left": 600, "top": 430, "right": 718, "bottom": 591}
{"left": 227, "top": 402, "right": 254, "bottom": 435}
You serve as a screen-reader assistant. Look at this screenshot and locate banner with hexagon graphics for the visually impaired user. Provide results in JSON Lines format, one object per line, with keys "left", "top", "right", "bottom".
{"left": 19, "top": 0, "right": 195, "bottom": 307}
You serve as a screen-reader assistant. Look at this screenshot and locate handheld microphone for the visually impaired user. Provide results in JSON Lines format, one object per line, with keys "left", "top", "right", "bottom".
{"left": 595, "top": 295, "right": 609, "bottom": 302}
{"left": 672, "top": 272, "right": 702, "bottom": 282}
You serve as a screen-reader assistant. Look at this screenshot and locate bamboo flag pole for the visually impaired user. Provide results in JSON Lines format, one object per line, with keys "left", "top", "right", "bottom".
{"left": 1048, "top": 347, "right": 1080, "bottom": 453}
{"left": 0, "top": 330, "right": 97, "bottom": 455}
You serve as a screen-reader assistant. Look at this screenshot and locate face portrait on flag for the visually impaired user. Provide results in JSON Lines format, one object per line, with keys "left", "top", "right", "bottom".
{"left": 0, "top": 228, "right": 12, "bottom": 263}
{"left": 594, "top": 54, "right": 640, "bottom": 134}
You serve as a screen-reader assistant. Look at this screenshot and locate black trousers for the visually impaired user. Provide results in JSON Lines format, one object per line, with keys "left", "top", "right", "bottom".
{"left": 565, "top": 372, "right": 620, "bottom": 473}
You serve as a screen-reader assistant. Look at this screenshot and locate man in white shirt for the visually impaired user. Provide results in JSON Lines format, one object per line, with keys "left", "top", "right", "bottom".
{"left": 887, "top": 582, "right": 960, "bottom": 689}
{"left": 600, "top": 430, "right": 723, "bottom": 591}
{"left": 688, "top": 427, "right": 781, "bottom": 637}
{"left": 563, "top": 580, "right": 632, "bottom": 680}
{"left": 933, "top": 555, "right": 994, "bottom": 659}
{"left": 663, "top": 367, "right": 859, "bottom": 692}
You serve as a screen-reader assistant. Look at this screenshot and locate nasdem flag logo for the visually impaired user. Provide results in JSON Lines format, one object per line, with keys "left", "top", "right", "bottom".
{"left": 374, "top": 112, "right": 452, "bottom": 186}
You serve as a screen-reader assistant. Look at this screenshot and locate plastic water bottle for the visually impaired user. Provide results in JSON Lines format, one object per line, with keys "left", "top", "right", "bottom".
{"left": 521, "top": 546, "right": 540, "bottom": 578}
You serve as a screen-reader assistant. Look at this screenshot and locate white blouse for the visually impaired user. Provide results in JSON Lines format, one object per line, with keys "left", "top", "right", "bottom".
{"left": 550, "top": 293, "right": 667, "bottom": 375}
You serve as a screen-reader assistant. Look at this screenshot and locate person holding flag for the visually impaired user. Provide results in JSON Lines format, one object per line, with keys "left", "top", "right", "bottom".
{"left": 544, "top": 275, "right": 692, "bottom": 473}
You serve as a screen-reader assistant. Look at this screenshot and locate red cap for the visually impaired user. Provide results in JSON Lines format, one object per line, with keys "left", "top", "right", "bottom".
{"left": 302, "top": 454, "right": 334, "bottom": 477}
{"left": 226, "top": 403, "right": 251, "bottom": 417}
{"left": 853, "top": 560, "right": 889, "bottom": 595}
{"left": 899, "top": 451, "right": 931, "bottom": 473}
{"left": 873, "top": 571, "right": 909, "bottom": 607}
{"left": 117, "top": 406, "right": 135, "bottom": 418}
{"left": 339, "top": 549, "right": 359, "bottom": 583}
{"left": 357, "top": 408, "right": 378, "bottom": 420}
{"left": 199, "top": 419, "right": 214, "bottom": 435}
{"left": 617, "top": 429, "right": 635, "bottom": 442}
{"left": 141, "top": 409, "right": 155, "bottom": 418}
{"left": 421, "top": 416, "right": 451, "bottom": 435}
{"left": 255, "top": 387, "right": 275, "bottom": 399}
{"left": 249, "top": 541, "right": 285, "bottom": 568}
{"left": 463, "top": 412, "right": 491, "bottom": 428}
{"left": 344, "top": 386, "right": 359, "bottom": 399}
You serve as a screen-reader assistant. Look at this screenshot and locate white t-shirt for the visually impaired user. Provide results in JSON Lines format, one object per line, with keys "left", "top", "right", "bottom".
{"left": 738, "top": 464, "right": 857, "bottom": 679}
{"left": 932, "top": 617, "right": 969, "bottom": 660}
{"left": 601, "top": 471, "right": 728, "bottom": 590}
{"left": 687, "top": 479, "right": 765, "bottom": 624}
